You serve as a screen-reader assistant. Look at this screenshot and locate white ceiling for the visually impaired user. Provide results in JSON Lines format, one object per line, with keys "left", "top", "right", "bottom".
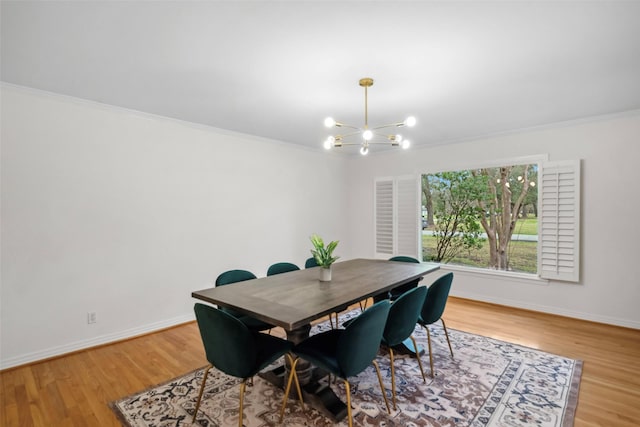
{"left": 2, "top": 1, "right": 640, "bottom": 152}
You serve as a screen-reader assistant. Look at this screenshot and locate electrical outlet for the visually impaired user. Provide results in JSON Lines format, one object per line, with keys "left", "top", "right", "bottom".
{"left": 87, "top": 312, "right": 97, "bottom": 324}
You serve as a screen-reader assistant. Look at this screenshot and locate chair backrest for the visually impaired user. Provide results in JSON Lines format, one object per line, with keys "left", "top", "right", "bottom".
{"left": 387, "top": 256, "right": 423, "bottom": 298}
{"left": 304, "top": 257, "right": 319, "bottom": 268}
{"left": 420, "top": 272, "right": 454, "bottom": 325}
{"left": 194, "top": 303, "right": 256, "bottom": 378}
{"left": 337, "top": 300, "right": 391, "bottom": 377}
{"left": 389, "top": 255, "right": 420, "bottom": 264}
{"left": 214, "top": 269, "right": 257, "bottom": 317}
{"left": 215, "top": 269, "right": 257, "bottom": 286}
{"left": 383, "top": 285, "right": 428, "bottom": 346}
{"left": 267, "top": 262, "right": 300, "bottom": 276}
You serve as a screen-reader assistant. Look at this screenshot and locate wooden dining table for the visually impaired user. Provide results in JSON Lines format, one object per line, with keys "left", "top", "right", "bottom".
{"left": 191, "top": 258, "right": 440, "bottom": 420}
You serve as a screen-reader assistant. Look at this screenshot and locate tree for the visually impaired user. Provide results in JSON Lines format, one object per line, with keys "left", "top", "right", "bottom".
{"left": 421, "top": 175, "right": 434, "bottom": 227}
{"left": 425, "top": 171, "right": 485, "bottom": 263}
{"left": 473, "top": 165, "right": 533, "bottom": 270}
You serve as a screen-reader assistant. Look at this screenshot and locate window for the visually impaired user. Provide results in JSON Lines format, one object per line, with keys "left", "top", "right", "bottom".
{"left": 375, "top": 159, "right": 580, "bottom": 282}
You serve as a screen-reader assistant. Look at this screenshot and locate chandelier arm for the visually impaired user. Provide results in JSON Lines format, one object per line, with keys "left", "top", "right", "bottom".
{"left": 334, "top": 124, "right": 361, "bottom": 131}
{"left": 334, "top": 130, "right": 362, "bottom": 139}
{"left": 366, "top": 141, "right": 401, "bottom": 145}
{"left": 370, "top": 122, "right": 405, "bottom": 130}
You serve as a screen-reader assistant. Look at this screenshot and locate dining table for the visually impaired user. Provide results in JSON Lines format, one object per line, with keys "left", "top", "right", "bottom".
{"left": 191, "top": 257, "right": 440, "bottom": 421}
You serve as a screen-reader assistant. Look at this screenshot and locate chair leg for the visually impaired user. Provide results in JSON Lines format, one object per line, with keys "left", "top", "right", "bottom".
{"left": 372, "top": 360, "right": 391, "bottom": 414}
{"left": 279, "top": 356, "right": 304, "bottom": 423}
{"left": 421, "top": 325, "right": 435, "bottom": 378}
{"left": 389, "top": 348, "right": 397, "bottom": 410}
{"left": 441, "top": 318, "right": 454, "bottom": 358}
{"left": 343, "top": 379, "right": 353, "bottom": 427}
{"left": 409, "top": 335, "right": 427, "bottom": 383}
{"left": 192, "top": 364, "right": 213, "bottom": 423}
{"left": 238, "top": 379, "right": 247, "bottom": 427}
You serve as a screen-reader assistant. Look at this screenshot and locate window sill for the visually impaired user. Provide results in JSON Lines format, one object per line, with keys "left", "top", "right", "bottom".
{"left": 436, "top": 264, "right": 550, "bottom": 286}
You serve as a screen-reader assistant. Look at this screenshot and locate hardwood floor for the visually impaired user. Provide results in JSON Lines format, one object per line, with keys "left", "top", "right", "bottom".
{"left": 2, "top": 297, "right": 639, "bottom": 426}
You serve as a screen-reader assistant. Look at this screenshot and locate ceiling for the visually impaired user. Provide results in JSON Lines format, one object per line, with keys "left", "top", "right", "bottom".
{"left": 2, "top": 1, "right": 640, "bottom": 153}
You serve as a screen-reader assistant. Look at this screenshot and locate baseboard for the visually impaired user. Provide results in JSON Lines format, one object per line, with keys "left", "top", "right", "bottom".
{"left": 0, "top": 313, "right": 195, "bottom": 371}
{"left": 451, "top": 290, "right": 640, "bottom": 330}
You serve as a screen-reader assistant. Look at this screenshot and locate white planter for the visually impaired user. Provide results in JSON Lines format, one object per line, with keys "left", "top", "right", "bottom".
{"left": 320, "top": 266, "right": 332, "bottom": 282}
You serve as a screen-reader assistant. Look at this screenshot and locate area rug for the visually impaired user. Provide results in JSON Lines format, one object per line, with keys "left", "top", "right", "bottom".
{"left": 111, "top": 310, "right": 582, "bottom": 426}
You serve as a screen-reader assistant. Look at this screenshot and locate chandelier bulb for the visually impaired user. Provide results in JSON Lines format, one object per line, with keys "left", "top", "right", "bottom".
{"left": 362, "top": 129, "right": 373, "bottom": 141}
{"left": 324, "top": 117, "right": 336, "bottom": 128}
{"left": 396, "top": 134, "right": 403, "bottom": 142}
{"left": 402, "top": 139, "right": 411, "bottom": 149}
{"left": 323, "top": 138, "right": 332, "bottom": 150}
{"left": 360, "top": 145, "right": 369, "bottom": 155}
{"left": 404, "top": 116, "right": 417, "bottom": 127}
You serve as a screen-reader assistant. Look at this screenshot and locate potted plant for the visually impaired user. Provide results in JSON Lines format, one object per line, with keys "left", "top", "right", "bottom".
{"left": 310, "top": 234, "right": 339, "bottom": 281}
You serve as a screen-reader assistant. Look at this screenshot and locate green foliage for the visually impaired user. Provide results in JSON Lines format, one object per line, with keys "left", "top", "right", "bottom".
{"left": 309, "top": 234, "right": 339, "bottom": 268}
{"left": 423, "top": 163, "right": 538, "bottom": 271}
{"left": 425, "top": 171, "right": 486, "bottom": 263}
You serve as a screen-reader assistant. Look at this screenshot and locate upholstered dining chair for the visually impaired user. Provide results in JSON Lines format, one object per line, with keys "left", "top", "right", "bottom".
{"left": 381, "top": 285, "right": 428, "bottom": 409}
{"left": 267, "top": 262, "right": 300, "bottom": 276}
{"left": 192, "top": 303, "right": 303, "bottom": 426}
{"left": 215, "top": 269, "right": 274, "bottom": 333}
{"left": 418, "top": 272, "right": 455, "bottom": 378}
{"left": 304, "top": 257, "right": 318, "bottom": 268}
{"left": 280, "top": 300, "right": 392, "bottom": 427}
{"left": 373, "top": 256, "right": 423, "bottom": 304}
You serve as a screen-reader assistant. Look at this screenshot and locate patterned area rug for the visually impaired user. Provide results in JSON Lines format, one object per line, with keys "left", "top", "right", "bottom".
{"left": 111, "top": 310, "right": 582, "bottom": 426}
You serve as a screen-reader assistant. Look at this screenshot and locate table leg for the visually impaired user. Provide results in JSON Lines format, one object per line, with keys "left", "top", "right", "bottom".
{"left": 285, "top": 324, "right": 312, "bottom": 385}
{"left": 260, "top": 323, "right": 348, "bottom": 422}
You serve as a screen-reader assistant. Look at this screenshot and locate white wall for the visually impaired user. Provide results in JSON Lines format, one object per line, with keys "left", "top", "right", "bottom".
{"left": 0, "top": 85, "right": 348, "bottom": 369}
{"left": 3, "top": 84, "right": 639, "bottom": 370}
{"left": 345, "top": 112, "right": 640, "bottom": 329}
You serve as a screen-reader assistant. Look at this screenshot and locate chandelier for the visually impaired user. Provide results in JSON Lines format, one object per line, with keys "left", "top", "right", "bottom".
{"left": 323, "top": 77, "right": 416, "bottom": 155}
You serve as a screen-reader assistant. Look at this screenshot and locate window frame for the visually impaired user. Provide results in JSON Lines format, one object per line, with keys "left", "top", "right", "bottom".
{"left": 375, "top": 154, "right": 580, "bottom": 283}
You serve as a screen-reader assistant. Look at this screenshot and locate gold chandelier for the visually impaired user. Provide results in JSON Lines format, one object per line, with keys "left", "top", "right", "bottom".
{"left": 323, "top": 77, "right": 416, "bottom": 155}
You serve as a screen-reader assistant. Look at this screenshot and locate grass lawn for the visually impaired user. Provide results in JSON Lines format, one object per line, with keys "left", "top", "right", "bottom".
{"left": 422, "top": 235, "right": 537, "bottom": 274}
{"left": 512, "top": 217, "right": 538, "bottom": 235}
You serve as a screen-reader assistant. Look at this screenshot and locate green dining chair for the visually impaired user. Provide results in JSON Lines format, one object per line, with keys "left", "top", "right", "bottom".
{"left": 304, "top": 257, "right": 319, "bottom": 268}
{"left": 381, "top": 285, "right": 428, "bottom": 409}
{"left": 267, "top": 262, "right": 300, "bottom": 276}
{"left": 373, "top": 256, "right": 423, "bottom": 303}
{"left": 418, "top": 272, "right": 454, "bottom": 378}
{"left": 215, "top": 269, "right": 274, "bottom": 333}
{"left": 192, "top": 303, "right": 303, "bottom": 426}
{"left": 280, "top": 300, "right": 391, "bottom": 427}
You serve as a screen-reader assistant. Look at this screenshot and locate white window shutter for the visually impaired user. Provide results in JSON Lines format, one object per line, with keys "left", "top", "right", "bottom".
{"left": 396, "top": 176, "right": 420, "bottom": 258}
{"left": 375, "top": 179, "right": 394, "bottom": 256}
{"left": 374, "top": 176, "right": 420, "bottom": 259}
{"left": 539, "top": 160, "right": 581, "bottom": 282}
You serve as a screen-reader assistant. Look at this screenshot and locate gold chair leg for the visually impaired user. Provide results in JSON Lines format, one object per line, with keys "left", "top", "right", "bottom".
{"left": 343, "top": 379, "right": 353, "bottom": 427}
{"left": 422, "top": 325, "right": 434, "bottom": 378}
{"left": 279, "top": 355, "right": 305, "bottom": 423}
{"left": 372, "top": 360, "right": 391, "bottom": 414}
{"left": 409, "top": 335, "right": 427, "bottom": 383}
{"left": 192, "top": 364, "right": 212, "bottom": 423}
{"left": 289, "top": 355, "right": 304, "bottom": 410}
{"left": 441, "top": 318, "right": 454, "bottom": 358}
{"left": 389, "top": 348, "right": 397, "bottom": 410}
{"left": 238, "top": 380, "right": 247, "bottom": 427}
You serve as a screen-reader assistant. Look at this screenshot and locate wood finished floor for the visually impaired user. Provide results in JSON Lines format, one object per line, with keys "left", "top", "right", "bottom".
{"left": 1, "top": 297, "right": 639, "bottom": 426}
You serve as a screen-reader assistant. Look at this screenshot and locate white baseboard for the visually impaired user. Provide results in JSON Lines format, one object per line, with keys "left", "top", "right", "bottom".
{"left": 451, "top": 290, "right": 640, "bottom": 330}
{"left": 0, "top": 313, "right": 195, "bottom": 370}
